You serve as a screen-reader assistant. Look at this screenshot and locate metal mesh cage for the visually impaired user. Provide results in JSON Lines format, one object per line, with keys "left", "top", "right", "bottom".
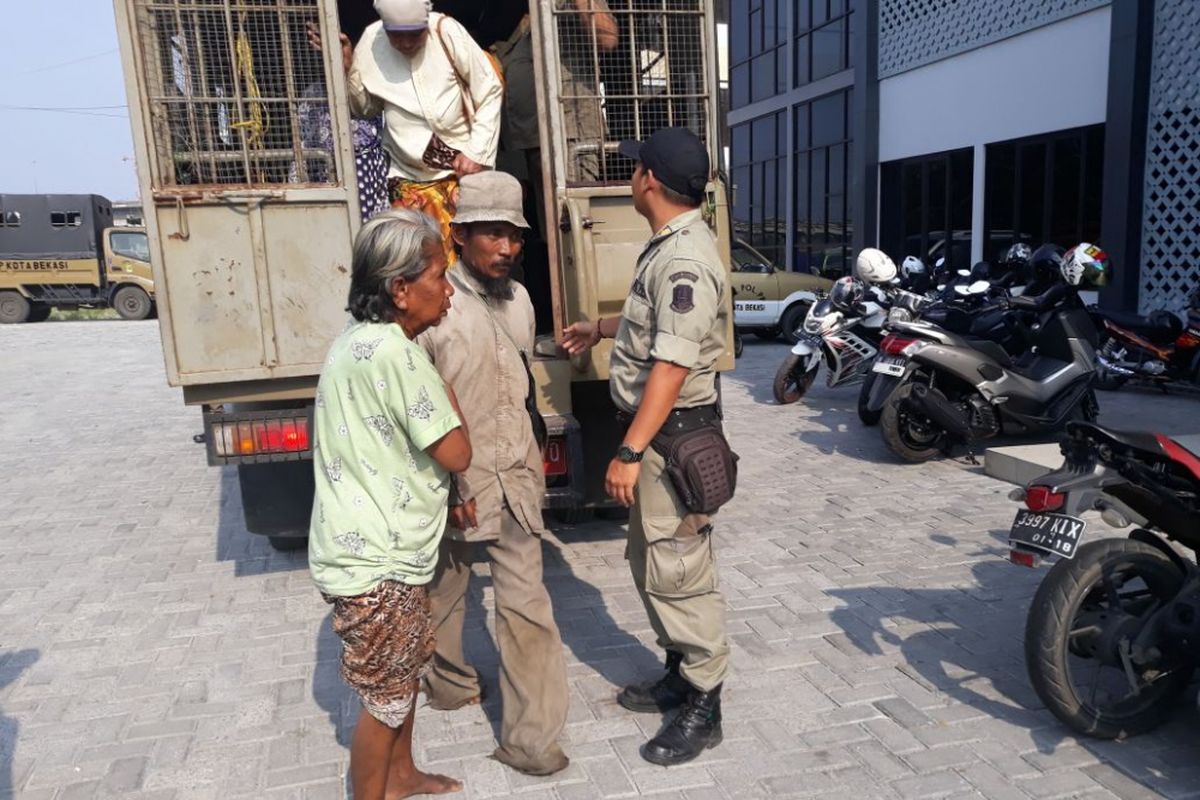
{"left": 134, "top": 0, "right": 339, "bottom": 188}
{"left": 552, "top": 0, "right": 711, "bottom": 185}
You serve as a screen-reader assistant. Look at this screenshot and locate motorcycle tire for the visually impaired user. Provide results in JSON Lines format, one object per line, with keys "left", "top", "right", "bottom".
{"left": 734, "top": 332, "right": 744, "bottom": 359}
{"left": 880, "top": 383, "right": 942, "bottom": 462}
{"left": 773, "top": 354, "right": 816, "bottom": 404}
{"left": 1025, "top": 538, "right": 1192, "bottom": 740}
{"left": 857, "top": 371, "right": 881, "bottom": 426}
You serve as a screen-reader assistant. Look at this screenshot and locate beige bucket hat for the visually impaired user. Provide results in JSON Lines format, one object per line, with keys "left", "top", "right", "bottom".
{"left": 451, "top": 171, "right": 530, "bottom": 229}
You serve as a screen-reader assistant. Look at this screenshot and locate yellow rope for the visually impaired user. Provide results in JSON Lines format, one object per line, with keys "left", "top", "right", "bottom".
{"left": 230, "top": 13, "right": 267, "bottom": 179}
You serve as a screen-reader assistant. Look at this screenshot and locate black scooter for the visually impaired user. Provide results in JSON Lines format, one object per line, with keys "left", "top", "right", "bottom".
{"left": 877, "top": 285, "right": 1100, "bottom": 462}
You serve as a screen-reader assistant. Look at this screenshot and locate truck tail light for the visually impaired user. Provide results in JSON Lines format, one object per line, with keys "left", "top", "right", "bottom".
{"left": 544, "top": 436, "right": 568, "bottom": 477}
{"left": 210, "top": 414, "right": 311, "bottom": 459}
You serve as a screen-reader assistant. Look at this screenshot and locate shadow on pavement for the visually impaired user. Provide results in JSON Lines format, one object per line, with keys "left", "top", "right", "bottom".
{"left": 543, "top": 538, "right": 660, "bottom": 689}
{"left": 825, "top": 550, "right": 1200, "bottom": 798}
{"left": 0, "top": 648, "right": 40, "bottom": 799}
{"left": 215, "top": 466, "right": 307, "bottom": 577}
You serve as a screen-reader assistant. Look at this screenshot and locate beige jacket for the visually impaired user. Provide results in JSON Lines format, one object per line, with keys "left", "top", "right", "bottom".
{"left": 417, "top": 268, "right": 544, "bottom": 541}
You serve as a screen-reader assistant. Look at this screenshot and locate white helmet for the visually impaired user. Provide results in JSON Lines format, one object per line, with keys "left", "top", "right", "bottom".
{"left": 901, "top": 256, "right": 926, "bottom": 279}
{"left": 856, "top": 248, "right": 898, "bottom": 284}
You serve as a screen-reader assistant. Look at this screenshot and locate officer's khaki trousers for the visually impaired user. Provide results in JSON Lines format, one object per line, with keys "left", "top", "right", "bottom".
{"left": 423, "top": 508, "right": 569, "bottom": 772}
{"left": 627, "top": 445, "right": 730, "bottom": 691}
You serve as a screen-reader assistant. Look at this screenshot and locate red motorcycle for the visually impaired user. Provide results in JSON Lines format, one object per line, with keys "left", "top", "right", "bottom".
{"left": 1091, "top": 287, "right": 1200, "bottom": 391}
{"left": 1008, "top": 422, "right": 1200, "bottom": 738}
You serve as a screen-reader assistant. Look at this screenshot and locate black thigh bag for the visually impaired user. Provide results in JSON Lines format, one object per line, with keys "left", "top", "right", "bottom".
{"left": 650, "top": 408, "right": 739, "bottom": 515}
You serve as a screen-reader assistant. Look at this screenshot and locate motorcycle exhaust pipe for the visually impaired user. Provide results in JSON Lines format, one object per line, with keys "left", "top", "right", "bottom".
{"left": 1096, "top": 354, "right": 1136, "bottom": 377}
{"left": 904, "top": 384, "right": 972, "bottom": 437}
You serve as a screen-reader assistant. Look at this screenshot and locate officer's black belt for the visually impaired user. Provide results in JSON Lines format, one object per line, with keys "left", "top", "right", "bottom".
{"left": 616, "top": 403, "right": 721, "bottom": 433}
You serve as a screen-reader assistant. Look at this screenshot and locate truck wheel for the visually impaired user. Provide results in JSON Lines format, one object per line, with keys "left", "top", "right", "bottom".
{"left": 113, "top": 285, "right": 154, "bottom": 320}
{"left": 238, "top": 461, "right": 314, "bottom": 538}
{"left": 27, "top": 303, "right": 52, "bottom": 323}
{"left": 552, "top": 507, "right": 594, "bottom": 525}
{"left": 780, "top": 302, "right": 812, "bottom": 345}
{"left": 0, "top": 291, "right": 31, "bottom": 324}
{"left": 268, "top": 536, "right": 308, "bottom": 552}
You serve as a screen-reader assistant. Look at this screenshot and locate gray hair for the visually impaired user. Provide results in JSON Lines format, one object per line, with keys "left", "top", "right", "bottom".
{"left": 346, "top": 209, "right": 443, "bottom": 323}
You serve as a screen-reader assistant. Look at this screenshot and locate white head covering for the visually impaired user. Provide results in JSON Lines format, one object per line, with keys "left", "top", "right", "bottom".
{"left": 374, "top": 0, "right": 431, "bottom": 31}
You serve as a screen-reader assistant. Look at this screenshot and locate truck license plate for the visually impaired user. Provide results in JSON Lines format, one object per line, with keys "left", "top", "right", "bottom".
{"left": 872, "top": 356, "right": 907, "bottom": 377}
{"left": 1009, "top": 510, "right": 1086, "bottom": 559}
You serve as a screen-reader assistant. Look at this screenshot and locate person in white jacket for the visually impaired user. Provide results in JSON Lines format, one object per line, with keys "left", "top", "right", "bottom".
{"left": 329, "top": 0, "right": 504, "bottom": 263}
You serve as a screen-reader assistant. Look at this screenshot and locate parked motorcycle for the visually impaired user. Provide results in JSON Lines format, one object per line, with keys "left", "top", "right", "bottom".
{"left": 773, "top": 278, "right": 888, "bottom": 404}
{"left": 1007, "top": 421, "right": 1200, "bottom": 738}
{"left": 858, "top": 270, "right": 1035, "bottom": 427}
{"left": 1091, "top": 286, "right": 1200, "bottom": 391}
{"left": 877, "top": 244, "right": 1108, "bottom": 462}
{"left": 774, "top": 249, "right": 896, "bottom": 405}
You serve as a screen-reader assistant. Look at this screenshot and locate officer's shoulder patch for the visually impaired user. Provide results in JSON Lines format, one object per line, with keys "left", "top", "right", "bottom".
{"left": 669, "top": 270, "right": 699, "bottom": 283}
{"left": 631, "top": 275, "right": 648, "bottom": 299}
{"left": 670, "top": 284, "right": 695, "bottom": 314}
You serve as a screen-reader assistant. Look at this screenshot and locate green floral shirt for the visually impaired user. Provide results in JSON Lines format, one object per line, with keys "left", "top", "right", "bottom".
{"left": 309, "top": 322, "right": 461, "bottom": 597}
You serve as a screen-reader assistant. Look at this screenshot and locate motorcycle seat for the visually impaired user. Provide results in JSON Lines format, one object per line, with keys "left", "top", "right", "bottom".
{"left": 1066, "top": 422, "right": 1200, "bottom": 482}
{"left": 1094, "top": 308, "right": 1183, "bottom": 344}
{"left": 964, "top": 337, "right": 1012, "bottom": 368}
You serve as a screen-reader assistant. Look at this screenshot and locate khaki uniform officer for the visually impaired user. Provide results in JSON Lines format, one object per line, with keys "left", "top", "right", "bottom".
{"left": 417, "top": 171, "right": 570, "bottom": 777}
{"left": 562, "top": 127, "right": 730, "bottom": 767}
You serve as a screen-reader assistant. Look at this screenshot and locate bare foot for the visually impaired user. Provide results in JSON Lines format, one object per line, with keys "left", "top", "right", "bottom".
{"left": 385, "top": 770, "right": 462, "bottom": 800}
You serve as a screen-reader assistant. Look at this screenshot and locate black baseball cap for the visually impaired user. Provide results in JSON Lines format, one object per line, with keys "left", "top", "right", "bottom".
{"left": 618, "top": 127, "right": 710, "bottom": 202}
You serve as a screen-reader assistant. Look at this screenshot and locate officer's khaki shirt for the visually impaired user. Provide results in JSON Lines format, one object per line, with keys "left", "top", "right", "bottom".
{"left": 610, "top": 209, "right": 728, "bottom": 414}
{"left": 417, "top": 267, "right": 545, "bottom": 542}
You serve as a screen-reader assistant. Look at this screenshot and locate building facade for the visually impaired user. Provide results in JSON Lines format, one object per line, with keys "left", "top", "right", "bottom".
{"left": 729, "top": 0, "right": 1200, "bottom": 313}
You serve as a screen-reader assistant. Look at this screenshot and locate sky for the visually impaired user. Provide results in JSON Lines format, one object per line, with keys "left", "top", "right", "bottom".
{"left": 1, "top": 2, "right": 138, "bottom": 201}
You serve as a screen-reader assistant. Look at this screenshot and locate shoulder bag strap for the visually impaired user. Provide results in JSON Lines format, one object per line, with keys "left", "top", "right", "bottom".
{"left": 434, "top": 15, "right": 474, "bottom": 129}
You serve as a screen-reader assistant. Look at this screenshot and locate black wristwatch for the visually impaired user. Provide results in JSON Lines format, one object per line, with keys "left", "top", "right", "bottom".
{"left": 616, "top": 444, "right": 644, "bottom": 463}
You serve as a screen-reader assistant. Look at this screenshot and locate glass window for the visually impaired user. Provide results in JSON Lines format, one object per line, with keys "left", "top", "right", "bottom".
{"left": 50, "top": 211, "right": 83, "bottom": 228}
{"left": 792, "top": 89, "right": 852, "bottom": 277}
{"left": 811, "top": 92, "right": 844, "bottom": 147}
{"left": 2, "top": 211, "right": 20, "bottom": 227}
{"left": 811, "top": 17, "right": 845, "bottom": 81}
{"left": 880, "top": 148, "right": 975, "bottom": 270}
{"left": 110, "top": 231, "right": 151, "bottom": 261}
{"left": 732, "top": 64, "right": 750, "bottom": 109}
{"left": 984, "top": 124, "right": 1105, "bottom": 257}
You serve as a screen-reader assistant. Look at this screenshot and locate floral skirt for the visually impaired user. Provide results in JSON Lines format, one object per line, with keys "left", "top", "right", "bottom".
{"left": 388, "top": 176, "right": 460, "bottom": 265}
{"left": 324, "top": 580, "right": 436, "bottom": 728}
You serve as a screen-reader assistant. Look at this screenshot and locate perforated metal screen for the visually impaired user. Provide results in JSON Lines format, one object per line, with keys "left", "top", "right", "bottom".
{"left": 1139, "top": 0, "right": 1200, "bottom": 314}
{"left": 133, "top": 0, "right": 339, "bottom": 187}
{"left": 552, "top": 0, "right": 711, "bottom": 185}
{"left": 877, "top": 0, "right": 1109, "bottom": 78}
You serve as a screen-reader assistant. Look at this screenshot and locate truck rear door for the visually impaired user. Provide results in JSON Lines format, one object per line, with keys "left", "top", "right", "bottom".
{"left": 114, "top": 0, "right": 358, "bottom": 388}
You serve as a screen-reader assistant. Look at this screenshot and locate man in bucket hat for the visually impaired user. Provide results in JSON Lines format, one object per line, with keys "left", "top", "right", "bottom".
{"left": 562, "top": 127, "right": 731, "bottom": 766}
{"left": 416, "top": 171, "right": 571, "bottom": 776}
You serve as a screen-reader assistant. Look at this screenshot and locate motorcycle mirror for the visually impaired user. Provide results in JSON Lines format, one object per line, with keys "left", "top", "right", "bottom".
{"left": 968, "top": 280, "right": 990, "bottom": 294}
{"left": 954, "top": 285, "right": 971, "bottom": 295}
{"left": 957, "top": 269, "right": 971, "bottom": 277}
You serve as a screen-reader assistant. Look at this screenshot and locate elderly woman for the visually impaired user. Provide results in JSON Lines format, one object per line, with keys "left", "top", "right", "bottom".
{"left": 336, "top": 0, "right": 503, "bottom": 264}
{"left": 310, "top": 208, "right": 471, "bottom": 800}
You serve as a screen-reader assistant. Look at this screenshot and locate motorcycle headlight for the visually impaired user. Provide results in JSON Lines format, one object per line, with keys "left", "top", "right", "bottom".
{"left": 888, "top": 307, "right": 913, "bottom": 324}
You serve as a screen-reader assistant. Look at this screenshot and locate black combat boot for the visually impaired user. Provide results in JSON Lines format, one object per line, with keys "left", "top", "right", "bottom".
{"left": 641, "top": 683, "right": 723, "bottom": 766}
{"left": 617, "top": 651, "right": 691, "bottom": 713}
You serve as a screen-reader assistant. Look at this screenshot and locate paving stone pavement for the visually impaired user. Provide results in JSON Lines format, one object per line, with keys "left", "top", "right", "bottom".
{"left": 1, "top": 321, "right": 1199, "bottom": 800}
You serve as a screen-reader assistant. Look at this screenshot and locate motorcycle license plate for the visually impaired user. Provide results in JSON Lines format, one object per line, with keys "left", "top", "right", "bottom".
{"left": 872, "top": 355, "right": 907, "bottom": 377}
{"left": 1008, "top": 510, "right": 1086, "bottom": 559}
